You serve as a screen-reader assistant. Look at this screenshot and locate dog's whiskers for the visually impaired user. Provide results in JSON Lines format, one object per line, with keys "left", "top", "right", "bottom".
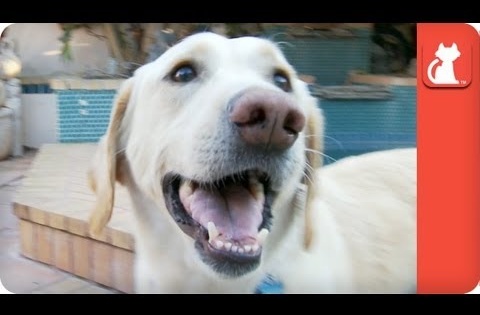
{"left": 323, "top": 135, "right": 345, "bottom": 150}
{"left": 304, "top": 148, "right": 337, "bottom": 163}
{"left": 301, "top": 168, "right": 314, "bottom": 186}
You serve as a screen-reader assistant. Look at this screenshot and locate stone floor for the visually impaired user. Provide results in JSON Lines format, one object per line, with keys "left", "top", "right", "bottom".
{"left": 0, "top": 148, "right": 120, "bottom": 294}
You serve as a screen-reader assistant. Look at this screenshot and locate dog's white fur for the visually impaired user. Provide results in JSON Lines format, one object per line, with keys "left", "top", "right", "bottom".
{"left": 88, "top": 32, "right": 416, "bottom": 293}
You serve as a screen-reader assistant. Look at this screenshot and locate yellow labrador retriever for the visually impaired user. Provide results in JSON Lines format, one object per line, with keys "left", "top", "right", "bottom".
{"left": 88, "top": 32, "right": 416, "bottom": 293}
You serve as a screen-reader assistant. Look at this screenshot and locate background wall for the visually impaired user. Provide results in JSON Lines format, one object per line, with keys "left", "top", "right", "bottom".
{"left": 5, "top": 23, "right": 111, "bottom": 78}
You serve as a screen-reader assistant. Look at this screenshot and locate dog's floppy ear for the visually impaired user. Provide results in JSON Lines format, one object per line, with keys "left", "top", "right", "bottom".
{"left": 88, "top": 78, "right": 134, "bottom": 237}
{"left": 302, "top": 95, "right": 324, "bottom": 249}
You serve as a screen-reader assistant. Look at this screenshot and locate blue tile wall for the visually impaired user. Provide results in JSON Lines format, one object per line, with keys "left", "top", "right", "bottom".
{"left": 22, "top": 84, "right": 53, "bottom": 94}
{"left": 54, "top": 85, "right": 416, "bottom": 161}
{"left": 56, "top": 90, "right": 117, "bottom": 143}
{"left": 319, "top": 86, "right": 417, "bottom": 164}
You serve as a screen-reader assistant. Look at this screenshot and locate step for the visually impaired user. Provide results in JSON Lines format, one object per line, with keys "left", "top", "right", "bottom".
{"left": 12, "top": 143, "right": 135, "bottom": 293}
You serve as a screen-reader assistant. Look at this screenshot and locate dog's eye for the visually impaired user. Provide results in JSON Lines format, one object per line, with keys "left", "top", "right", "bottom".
{"left": 171, "top": 64, "right": 197, "bottom": 83}
{"left": 273, "top": 71, "right": 291, "bottom": 92}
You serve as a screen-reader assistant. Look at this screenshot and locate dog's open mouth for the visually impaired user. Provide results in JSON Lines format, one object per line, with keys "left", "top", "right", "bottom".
{"left": 162, "top": 170, "right": 273, "bottom": 277}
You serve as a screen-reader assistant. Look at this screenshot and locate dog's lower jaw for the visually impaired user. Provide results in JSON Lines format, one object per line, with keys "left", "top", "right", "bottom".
{"left": 134, "top": 251, "right": 264, "bottom": 294}
{"left": 126, "top": 184, "right": 265, "bottom": 293}
{"left": 134, "top": 245, "right": 265, "bottom": 293}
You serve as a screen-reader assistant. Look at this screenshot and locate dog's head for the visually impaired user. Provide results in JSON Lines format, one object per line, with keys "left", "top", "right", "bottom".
{"left": 88, "top": 32, "right": 323, "bottom": 279}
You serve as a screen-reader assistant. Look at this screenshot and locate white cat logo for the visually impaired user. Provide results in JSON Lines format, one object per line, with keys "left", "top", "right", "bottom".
{"left": 427, "top": 42, "right": 461, "bottom": 84}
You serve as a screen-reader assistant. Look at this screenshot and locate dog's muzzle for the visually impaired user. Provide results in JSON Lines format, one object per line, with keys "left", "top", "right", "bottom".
{"left": 161, "top": 87, "right": 305, "bottom": 278}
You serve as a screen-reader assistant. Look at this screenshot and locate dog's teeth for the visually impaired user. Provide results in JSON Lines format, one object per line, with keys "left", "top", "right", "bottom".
{"left": 257, "top": 228, "right": 269, "bottom": 245}
{"left": 215, "top": 240, "right": 224, "bottom": 249}
{"left": 238, "top": 248, "right": 245, "bottom": 254}
{"left": 224, "top": 242, "right": 232, "bottom": 251}
{"left": 249, "top": 181, "right": 264, "bottom": 200}
{"left": 248, "top": 172, "right": 264, "bottom": 200}
{"left": 179, "top": 180, "right": 193, "bottom": 196}
{"left": 251, "top": 244, "right": 259, "bottom": 252}
{"left": 179, "top": 181, "right": 194, "bottom": 210}
{"left": 231, "top": 245, "right": 238, "bottom": 253}
{"left": 207, "top": 221, "right": 219, "bottom": 242}
{"left": 254, "top": 185, "right": 265, "bottom": 201}
{"left": 244, "top": 245, "right": 251, "bottom": 253}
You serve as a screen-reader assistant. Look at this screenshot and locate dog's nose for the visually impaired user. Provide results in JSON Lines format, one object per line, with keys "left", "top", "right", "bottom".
{"left": 229, "top": 88, "right": 305, "bottom": 151}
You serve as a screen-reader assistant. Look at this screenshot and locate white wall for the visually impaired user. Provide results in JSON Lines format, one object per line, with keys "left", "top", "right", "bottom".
{"left": 3, "top": 24, "right": 112, "bottom": 149}
{"left": 21, "top": 94, "right": 57, "bottom": 149}
{"left": 5, "top": 23, "right": 111, "bottom": 77}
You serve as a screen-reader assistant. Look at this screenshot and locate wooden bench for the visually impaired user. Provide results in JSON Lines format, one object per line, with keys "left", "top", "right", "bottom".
{"left": 12, "top": 143, "right": 135, "bottom": 293}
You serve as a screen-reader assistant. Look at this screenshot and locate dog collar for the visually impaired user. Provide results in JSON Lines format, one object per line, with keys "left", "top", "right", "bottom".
{"left": 254, "top": 274, "right": 284, "bottom": 294}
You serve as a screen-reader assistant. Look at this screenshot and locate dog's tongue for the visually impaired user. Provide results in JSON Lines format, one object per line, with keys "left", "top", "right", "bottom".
{"left": 181, "top": 184, "right": 263, "bottom": 241}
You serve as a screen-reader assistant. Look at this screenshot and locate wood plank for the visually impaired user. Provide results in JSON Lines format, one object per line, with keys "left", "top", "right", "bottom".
{"left": 12, "top": 144, "right": 135, "bottom": 247}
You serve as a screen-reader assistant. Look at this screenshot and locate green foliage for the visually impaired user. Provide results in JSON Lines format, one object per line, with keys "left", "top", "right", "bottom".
{"left": 58, "top": 23, "right": 85, "bottom": 62}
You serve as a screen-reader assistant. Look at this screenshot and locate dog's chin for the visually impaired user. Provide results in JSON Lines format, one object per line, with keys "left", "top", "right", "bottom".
{"left": 161, "top": 170, "right": 274, "bottom": 278}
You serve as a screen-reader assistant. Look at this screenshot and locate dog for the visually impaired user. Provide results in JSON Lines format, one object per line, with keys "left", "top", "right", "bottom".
{"left": 87, "top": 32, "right": 417, "bottom": 293}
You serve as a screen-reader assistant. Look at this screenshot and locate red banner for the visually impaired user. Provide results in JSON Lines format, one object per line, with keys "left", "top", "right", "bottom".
{"left": 418, "top": 23, "right": 480, "bottom": 293}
